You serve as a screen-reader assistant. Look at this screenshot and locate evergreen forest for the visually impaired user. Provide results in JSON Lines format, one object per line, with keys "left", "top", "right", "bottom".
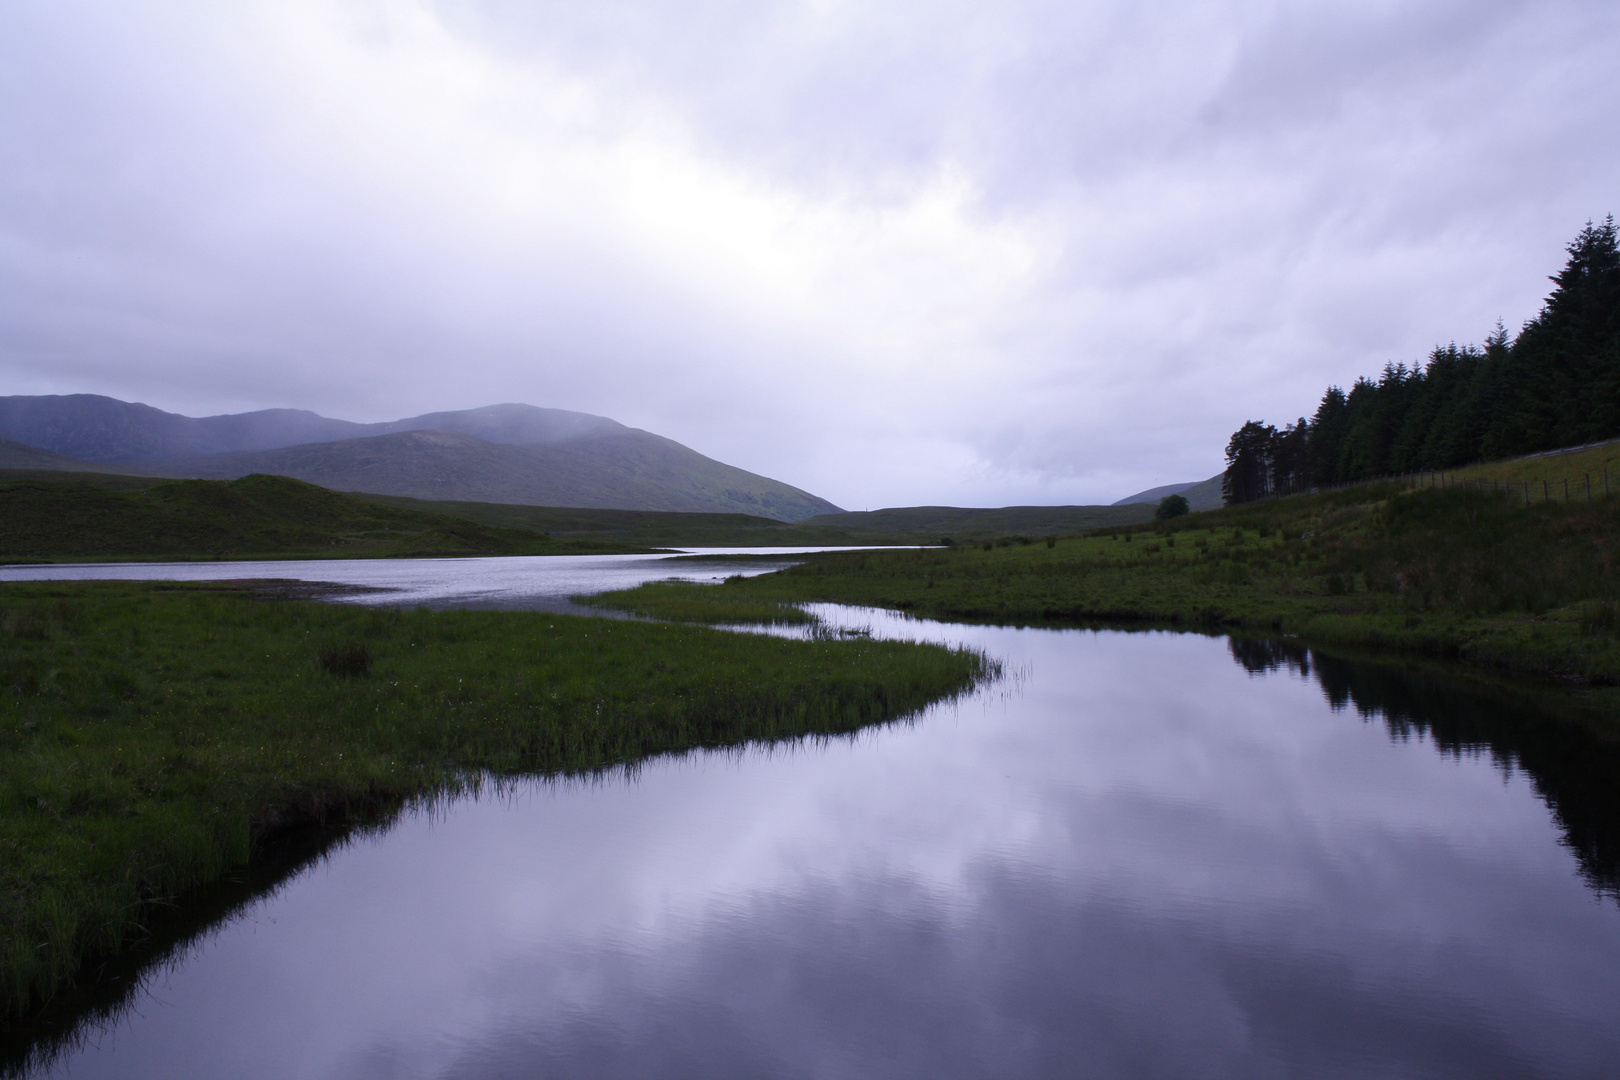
{"left": 1224, "top": 218, "right": 1620, "bottom": 503}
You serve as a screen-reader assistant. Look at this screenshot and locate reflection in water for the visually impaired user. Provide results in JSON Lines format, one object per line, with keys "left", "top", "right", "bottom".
{"left": 1229, "top": 637, "right": 1620, "bottom": 897}
{"left": 10, "top": 624, "right": 1620, "bottom": 1079}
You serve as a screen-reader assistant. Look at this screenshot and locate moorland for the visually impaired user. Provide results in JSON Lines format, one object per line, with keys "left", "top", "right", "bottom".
{"left": 0, "top": 582, "right": 992, "bottom": 1026}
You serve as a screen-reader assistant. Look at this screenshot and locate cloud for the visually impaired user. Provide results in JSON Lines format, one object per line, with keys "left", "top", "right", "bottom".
{"left": 1, "top": 0, "right": 1616, "bottom": 505}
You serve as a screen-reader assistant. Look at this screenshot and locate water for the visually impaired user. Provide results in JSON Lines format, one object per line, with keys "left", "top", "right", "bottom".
{"left": 9, "top": 559, "right": 1620, "bottom": 1078}
{"left": 0, "top": 549, "right": 846, "bottom": 612}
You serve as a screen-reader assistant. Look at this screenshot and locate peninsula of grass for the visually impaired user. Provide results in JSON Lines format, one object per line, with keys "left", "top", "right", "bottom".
{"left": 0, "top": 581, "right": 992, "bottom": 1024}
{"left": 587, "top": 483, "right": 1620, "bottom": 712}
{"left": 0, "top": 471, "right": 654, "bottom": 562}
{"left": 581, "top": 579, "right": 816, "bottom": 625}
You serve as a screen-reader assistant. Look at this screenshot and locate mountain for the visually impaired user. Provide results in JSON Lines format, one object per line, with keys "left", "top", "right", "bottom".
{"left": 1113, "top": 473, "right": 1224, "bottom": 511}
{"left": 0, "top": 436, "right": 161, "bottom": 475}
{"left": 0, "top": 395, "right": 840, "bottom": 520}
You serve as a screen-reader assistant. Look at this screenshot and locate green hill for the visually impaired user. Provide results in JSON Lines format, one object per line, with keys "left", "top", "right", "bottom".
{"left": 0, "top": 472, "right": 647, "bottom": 561}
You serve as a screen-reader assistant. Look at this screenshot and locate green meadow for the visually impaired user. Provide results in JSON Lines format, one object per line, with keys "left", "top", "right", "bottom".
{"left": 0, "top": 582, "right": 992, "bottom": 1022}
{"left": 589, "top": 483, "right": 1620, "bottom": 712}
{"left": 0, "top": 471, "right": 651, "bottom": 562}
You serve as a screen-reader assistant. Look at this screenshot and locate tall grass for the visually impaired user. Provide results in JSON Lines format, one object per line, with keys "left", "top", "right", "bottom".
{"left": 611, "top": 486, "right": 1620, "bottom": 701}
{"left": 0, "top": 582, "right": 992, "bottom": 1025}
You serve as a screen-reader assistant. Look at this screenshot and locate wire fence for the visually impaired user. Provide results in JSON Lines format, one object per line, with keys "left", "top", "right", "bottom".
{"left": 1405, "top": 467, "right": 1612, "bottom": 505}
{"left": 1231, "top": 446, "right": 1620, "bottom": 508}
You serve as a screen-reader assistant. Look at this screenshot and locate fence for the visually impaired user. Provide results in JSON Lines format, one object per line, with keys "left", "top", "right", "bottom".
{"left": 1406, "top": 468, "right": 1612, "bottom": 506}
{"left": 1229, "top": 452, "right": 1620, "bottom": 508}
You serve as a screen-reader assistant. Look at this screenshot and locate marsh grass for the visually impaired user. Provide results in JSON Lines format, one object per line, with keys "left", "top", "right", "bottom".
{"left": 622, "top": 486, "right": 1620, "bottom": 702}
{"left": 0, "top": 472, "right": 651, "bottom": 562}
{"left": 0, "top": 581, "right": 990, "bottom": 1024}
{"left": 582, "top": 579, "right": 815, "bottom": 625}
{"left": 317, "top": 642, "right": 373, "bottom": 677}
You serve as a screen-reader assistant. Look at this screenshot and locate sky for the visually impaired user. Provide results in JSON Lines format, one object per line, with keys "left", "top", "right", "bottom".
{"left": 1, "top": 1, "right": 1616, "bottom": 509}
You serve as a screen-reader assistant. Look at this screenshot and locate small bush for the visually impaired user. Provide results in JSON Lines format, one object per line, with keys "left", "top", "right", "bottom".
{"left": 317, "top": 642, "right": 372, "bottom": 678}
{"left": 1155, "top": 494, "right": 1190, "bottom": 520}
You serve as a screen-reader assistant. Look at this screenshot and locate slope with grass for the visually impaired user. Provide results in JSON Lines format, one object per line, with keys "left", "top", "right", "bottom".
{"left": 0, "top": 472, "right": 647, "bottom": 561}
{"left": 0, "top": 582, "right": 993, "bottom": 1026}
{"left": 588, "top": 484, "right": 1620, "bottom": 711}
{"left": 1436, "top": 439, "right": 1620, "bottom": 500}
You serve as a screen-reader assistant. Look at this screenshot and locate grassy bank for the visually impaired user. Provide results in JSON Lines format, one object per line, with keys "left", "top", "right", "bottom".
{"left": 584, "top": 579, "right": 816, "bottom": 625}
{"left": 0, "top": 582, "right": 991, "bottom": 1022}
{"left": 588, "top": 484, "right": 1620, "bottom": 710}
{"left": 361, "top": 492, "right": 1158, "bottom": 546}
{"left": 0, "top": 471, "right": 651, "bottom": 561}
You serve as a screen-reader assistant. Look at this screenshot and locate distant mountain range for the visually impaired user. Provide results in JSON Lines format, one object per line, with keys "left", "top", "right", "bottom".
{"left": 0, "top": 395, "right": 842, "bottom": 521}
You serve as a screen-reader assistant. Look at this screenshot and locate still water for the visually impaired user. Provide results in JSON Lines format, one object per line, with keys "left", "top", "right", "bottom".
{"left": 10, "top": 558, "right": 1620, "bottom": 1078}
{"left": 0, "top": 549, "right": 834, "bottom": 611}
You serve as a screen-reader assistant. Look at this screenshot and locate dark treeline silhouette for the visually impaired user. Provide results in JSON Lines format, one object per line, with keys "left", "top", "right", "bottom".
{"left": 1224, "top": 218, "right": 1620, "bottom": 503}
{"left": 1229, "top": 637, "right": 1620, "bottom": 899}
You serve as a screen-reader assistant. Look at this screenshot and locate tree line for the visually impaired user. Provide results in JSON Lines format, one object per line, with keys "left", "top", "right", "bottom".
{"left": 1224, "top": 218, "right": 1620, "bottom": 503}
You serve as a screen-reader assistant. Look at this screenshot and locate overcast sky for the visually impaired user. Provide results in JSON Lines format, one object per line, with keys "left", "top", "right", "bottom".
{"left": 1, "top": 1, "right": 1616, "bottom": 508}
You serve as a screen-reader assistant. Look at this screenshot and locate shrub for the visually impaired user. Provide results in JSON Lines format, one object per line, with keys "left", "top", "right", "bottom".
{"left": 1155, "top": 494, "right": 1190, "bottom": 520}
{"left": 317, "top": 642, "right": 372, "bottom": 677}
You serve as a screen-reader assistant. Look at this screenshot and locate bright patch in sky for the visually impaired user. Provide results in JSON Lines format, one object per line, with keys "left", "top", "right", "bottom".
{"left": 1, "top": 0, "right": 1617, "bottom": 507}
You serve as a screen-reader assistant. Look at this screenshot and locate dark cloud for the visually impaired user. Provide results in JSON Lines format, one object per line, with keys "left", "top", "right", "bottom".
{"left": 1, "top": 1, "right": 1616, "bottom": 506}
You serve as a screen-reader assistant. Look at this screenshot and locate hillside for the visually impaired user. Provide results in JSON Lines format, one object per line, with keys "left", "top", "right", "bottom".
{"left": 154, "top": 429, "right": 838, "bottom": 520}
{"left": 0, "top": 438, "right": 166, "bottom": 477}
{"left": 0, "top": 396, "right": 841, "bottom": 520}
{"left": 0, "top": 397, "right": 623, "bottom": 462}
{"left": 0, "top": 472, "right": 645, "bottom": 561}
{"left": 1113, "top": 474, "right": 1224, "bottom": 510}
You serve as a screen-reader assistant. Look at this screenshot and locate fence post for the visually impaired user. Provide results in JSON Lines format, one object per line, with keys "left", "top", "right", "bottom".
{"left": 1565, "top": 478, "right": 1570, "bottom": 502}
{"left": 1544, "top": 479, "right": 1549, "bottom": 502}
{"left": 1587, "top": 474, "right": 1592, "bottom": 502}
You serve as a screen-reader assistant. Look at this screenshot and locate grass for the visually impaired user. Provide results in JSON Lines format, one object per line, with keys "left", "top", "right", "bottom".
{"left": 582, "top": 579, "right": 816, "bottom": 625}
{"left": 0, "top": 582, "right": 992, "bottom": 1025}
{"left": 360, "top": 492, "right": 1160, "bottom": 546}
{"left": 588, "top": 483, "right": 1620, "bottom": 712}
{"left": 0, "top": 471, "right": 653, "bottom": 562}
{"left": 1440, "top": 440, "right": 1620, "bottom": 500}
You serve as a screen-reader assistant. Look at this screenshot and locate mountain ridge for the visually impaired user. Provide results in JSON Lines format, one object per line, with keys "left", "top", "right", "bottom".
{"left": 0, "top": 395, "right": 840, "bottom": 520}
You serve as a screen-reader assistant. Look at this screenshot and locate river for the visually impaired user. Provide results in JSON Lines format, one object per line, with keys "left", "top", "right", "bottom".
{"left": 6, "top": 555, "right": 1619, "bottom": 1078}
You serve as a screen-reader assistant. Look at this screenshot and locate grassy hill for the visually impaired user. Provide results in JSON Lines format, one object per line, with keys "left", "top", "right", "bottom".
{"left": 0, "top": 471, "right": 648, "bottom": 561}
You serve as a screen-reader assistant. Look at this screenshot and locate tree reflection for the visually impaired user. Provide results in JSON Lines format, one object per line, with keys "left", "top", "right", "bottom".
{"left": 1229, "top": 636, "right": 1620, "bottom": 898}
